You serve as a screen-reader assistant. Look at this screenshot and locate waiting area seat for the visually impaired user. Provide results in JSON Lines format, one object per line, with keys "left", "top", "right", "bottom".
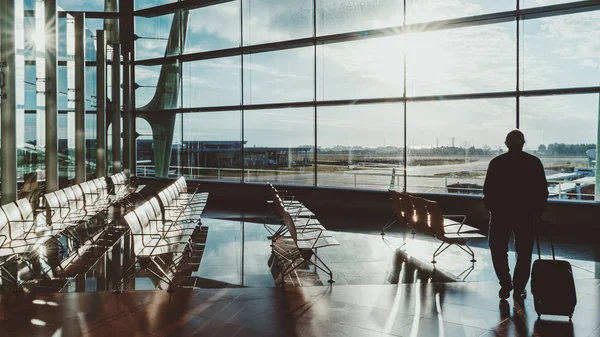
{"left": 118, "top": 177, "right": 208, "bottom": 292}
{"left": 382, "top": 190, "right": 485, "bottom": 263}
{"left": 264, "top": 184, "right": 339, "bottom": 285}
{"left": 265, "top": 184, "right": 319, "bottom": 244}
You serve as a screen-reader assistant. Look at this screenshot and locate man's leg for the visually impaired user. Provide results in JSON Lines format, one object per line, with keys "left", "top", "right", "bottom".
{"left": 489, "top": 214, "right": 513, "bottom": 295}
{"left": 512, "top": 216, "right": 535, "bottom": 294}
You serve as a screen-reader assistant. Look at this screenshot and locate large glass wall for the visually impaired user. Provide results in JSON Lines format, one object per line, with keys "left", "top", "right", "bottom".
{"left": 133, "top": 0, "right": 600, "bottom": 201}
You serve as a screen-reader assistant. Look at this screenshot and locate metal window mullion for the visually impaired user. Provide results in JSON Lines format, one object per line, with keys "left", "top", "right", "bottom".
{"left": 96, "top": 30, "right": 107, "bottom": 177}
{"left": 0, "top": 0, "right": 17, "bottom": 204}
{"left": 516, "top": 0, "right": 520, "bottom": 129}
{"left": 403, "top": 0, "right": 407, "bottom": 192}
{"left": 45, "top": 0, "right": 59, "bottom": 192}
{"left": 313, "top": 0, "right": 317, "bottom": 187}
{"left": 112, "top": 43, "right": 122, "bottom": 173}
{"left": 240, "top": 0, "right": 245, "bottom": 183}
{"left": 74, "top": 13, "right": 86, "bottom": 184}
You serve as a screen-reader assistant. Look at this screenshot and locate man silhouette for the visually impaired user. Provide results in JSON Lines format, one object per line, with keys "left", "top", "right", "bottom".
{"left": 483, "top": 130, "right": 548, "bottom": 300}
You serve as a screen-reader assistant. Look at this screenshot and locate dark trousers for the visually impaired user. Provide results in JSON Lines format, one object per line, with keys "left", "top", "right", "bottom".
{"left": 488, "top": 213, "right": 535, "bottom": 291}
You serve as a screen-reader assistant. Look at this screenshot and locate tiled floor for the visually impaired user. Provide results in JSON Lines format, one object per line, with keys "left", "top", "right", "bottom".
{"left": 1, "top": 201, "right": 599, "bottom": 336}
{"left": 0, "top": 279, "right": 598, "bottom": 336}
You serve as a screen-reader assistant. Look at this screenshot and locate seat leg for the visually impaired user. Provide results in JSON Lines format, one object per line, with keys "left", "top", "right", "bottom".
{"left": 279, "top": 254, "right": 301, "bottom": 286}
{"left": 432, "top": 241, "right": 452, "bottom": 264}
{"left": 455, "top": 242, "right": 476, "bottom": 262}
{"left": 311, "top": 252, "right": 334, "bottom": 284}
{"left": 381, "top": 215, "right": 396, "bottom": 236}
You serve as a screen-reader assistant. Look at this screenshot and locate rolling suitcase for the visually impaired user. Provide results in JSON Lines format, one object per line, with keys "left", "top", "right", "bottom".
{"left": 531, "top": 222, "right": 577, "bottom": 320}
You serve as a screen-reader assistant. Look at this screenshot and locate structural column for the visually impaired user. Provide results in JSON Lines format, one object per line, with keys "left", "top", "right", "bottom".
{"left": 96, "top": 30, "right": 107, "bottom": 177}
{"left": 0, "top": 0, "right": 17, "bottom": 204}
{"left": 596, "top": 94, "right": 600, "bottom": 200}
{"left": 45, "top": 0, "right": 59, "bottom": 192}
{"left": 74, "top": 13, "right": 86, "bottom": 183}
{"left": 120, "top": 0, "right": 134, "bottom": 176}
{"left": 111, "top": 44, "right": 121, "bottom": 173}
{"left": 122, "top": 53, "right": 132, "bottom": 176}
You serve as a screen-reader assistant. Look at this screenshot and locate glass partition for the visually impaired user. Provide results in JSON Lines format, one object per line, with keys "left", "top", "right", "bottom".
{"left": 520, "top": 11, "right": 600, "bottom": 90}
{"left": 242, "top": 0, "right": 312, "bottom": 46}
{"left": 407, "top": 98, "right": 516, "bottom": 194}
{"left": 317, "top": 103, "right": 404, "bottom": 190}
{"left": 316, "top": 0, "right": 402, "bottom": 36}
{"left": 182, "top": 111, "right": 243, "bottom": 182}
{"left": 243, "top": 47, "right": 314, "bottom": 104}
{"left": 406, "top": 22, "right": 516, "bottom": 97}
{"left": 317, "top": 35, "right": 404, "bottom": 101}
{"left": 244, "top": 107, "right": 315, "bottom": 185}
{"left": 182, "top": 56, "right": 241, "bottom": 108}
{"left": 186, "top": 1, "right": 241, "bottom": 54}
{"left": 521, "top": 94, "right": 599, "bottom": 200}
{"left": 406, "top": 0, "right": 515, "bottom": 24}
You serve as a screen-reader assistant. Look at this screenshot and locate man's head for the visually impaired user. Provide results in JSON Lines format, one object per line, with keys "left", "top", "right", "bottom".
{"left": 505, "top": 130, "right": 525, "bottom": 151}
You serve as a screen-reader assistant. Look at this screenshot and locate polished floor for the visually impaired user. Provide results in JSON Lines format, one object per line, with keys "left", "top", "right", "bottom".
{"left": 1, "top": 200, "right": 599, "bottom": 336}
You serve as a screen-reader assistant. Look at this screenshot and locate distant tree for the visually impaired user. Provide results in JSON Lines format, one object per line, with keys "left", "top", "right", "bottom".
{"left": 537, "top": 144, "right": 547, "bottom": 153}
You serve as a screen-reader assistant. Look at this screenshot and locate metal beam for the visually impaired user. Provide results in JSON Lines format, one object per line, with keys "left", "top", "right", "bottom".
{"left": 0, "top": 0, "right": 17, "bottom": 204}
{"left": 135, "top": 86, "right": 600, "bottom": 115}
{"left": 45, "top": 0, "right": 59, "bottom": 193}
{"left": 74, "top": 13, "right": 86, "bottom": 183}
{"left": 112, "top": 43, "right": 122, "bottom": 173}
{"left": 96, "top": 30, "right": 107, "bottom": 177}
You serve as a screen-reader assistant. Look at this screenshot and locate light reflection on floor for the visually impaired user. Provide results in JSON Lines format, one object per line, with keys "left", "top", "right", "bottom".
{"left": 2, "top": 209, "right": 599, "bottom": 294}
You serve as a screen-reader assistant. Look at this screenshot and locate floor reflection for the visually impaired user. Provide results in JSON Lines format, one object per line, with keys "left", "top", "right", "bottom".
{"left": 2, "top": 206, "right": 599, "bottom": 294}
{"left": 386, "top": 248, "right": 458, "bottom": 284}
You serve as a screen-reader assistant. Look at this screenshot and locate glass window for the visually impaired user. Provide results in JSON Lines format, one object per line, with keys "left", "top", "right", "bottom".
{"left": 520, "top": 94, "right": 599, "bottom": 200}
{"left": 520, "top": 11, "right": 600, "bottom": 90}
{"left": 406, "top": 22, "right": 516, "bottom": 96}
{"left": 136, "top": 117, "right": 154, "bottom": 177}
{"left": 86, "top": 112, "right": 97, "bottom": 175}
{"left": 406, "top": 98, "right": 515, "bottom": 194}
{"left": 406, "top": 0, "right": 515, "bottom": 24}
{"left": 182, "top": 111, "right": 242, "bottom": 182}
{"left": 317, "top": 36, "right": 404, "bottom": 101}
{"left": 58, "top": 111, "right": 76, "bottom": 185}
{"left": 243, "top": 47, "right": 314, "bottom": 104}
{"left": 244, "top": 107, "right": 315, "bottom": 185}
{"left": 182, "top": 56, "right": 241, "bottom": 108}
{"left": 242, "top": 0, "right": 312, "bottom": 46}
{"left": 136, "top": 114, "right": 182, "bottom": 177}
{"left": 316, "top": 0, "right": 402, "bottom": 36}
{"left": 57, "top": 0, "right": 105, "bottom": 11}
{"left": 135, "top": 64, "right": 179, "bottom": 110}
{"left": 186, "top": 1, "right": 241, "bottom": 54}
{"left": 317, "top": 103, "right": 404, "bottom": 190}
{"left": 134, "top": 0, "right": 175, "bottom": 11}
{"left": 520, "top": 0, "right": 585, "bottom": 9}
{"left": 135, "top": 13, "right": 176, "bottom": 60}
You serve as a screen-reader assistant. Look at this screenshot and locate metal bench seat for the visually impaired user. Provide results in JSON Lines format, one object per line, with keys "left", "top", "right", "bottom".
{"left": 278, "top": 211, "right": 339, "bottom": 285}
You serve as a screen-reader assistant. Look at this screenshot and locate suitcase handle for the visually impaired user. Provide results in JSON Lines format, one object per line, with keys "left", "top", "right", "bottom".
{"left": 536, "top": 219, "right": 555, "bottom": 260}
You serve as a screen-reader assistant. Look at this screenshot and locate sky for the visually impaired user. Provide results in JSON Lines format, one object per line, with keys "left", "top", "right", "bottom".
{"left": 12, "top": 0, "right": 600, "bottom": 152}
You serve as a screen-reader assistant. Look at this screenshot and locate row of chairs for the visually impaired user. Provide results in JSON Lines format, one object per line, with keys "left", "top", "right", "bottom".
{"left": 265, "top": 184, "right": 316, "bottom": 244}
{"left": 268, "top": 184, "right": 339, "bottom": 285}
{"left": 120, "top": 177, "right": 208, "bottom": 292}
{"left": 383, "top": 190, "right": 485, "bottom": 263}
{"left": 0, "top": 173, "right": 132, "bottom": 288}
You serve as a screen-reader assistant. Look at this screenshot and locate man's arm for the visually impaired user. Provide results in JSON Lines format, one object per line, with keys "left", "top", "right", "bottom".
{"left": 482, "top": 160, "right": 496, "bottom": 212}
{"left": 532, "top": 158, "right": 548, "bottom": 216}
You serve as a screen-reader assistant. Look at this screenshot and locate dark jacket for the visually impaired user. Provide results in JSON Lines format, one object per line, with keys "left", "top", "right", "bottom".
{"left": 483, "top": 149, "right": 548, "bottom": 216}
